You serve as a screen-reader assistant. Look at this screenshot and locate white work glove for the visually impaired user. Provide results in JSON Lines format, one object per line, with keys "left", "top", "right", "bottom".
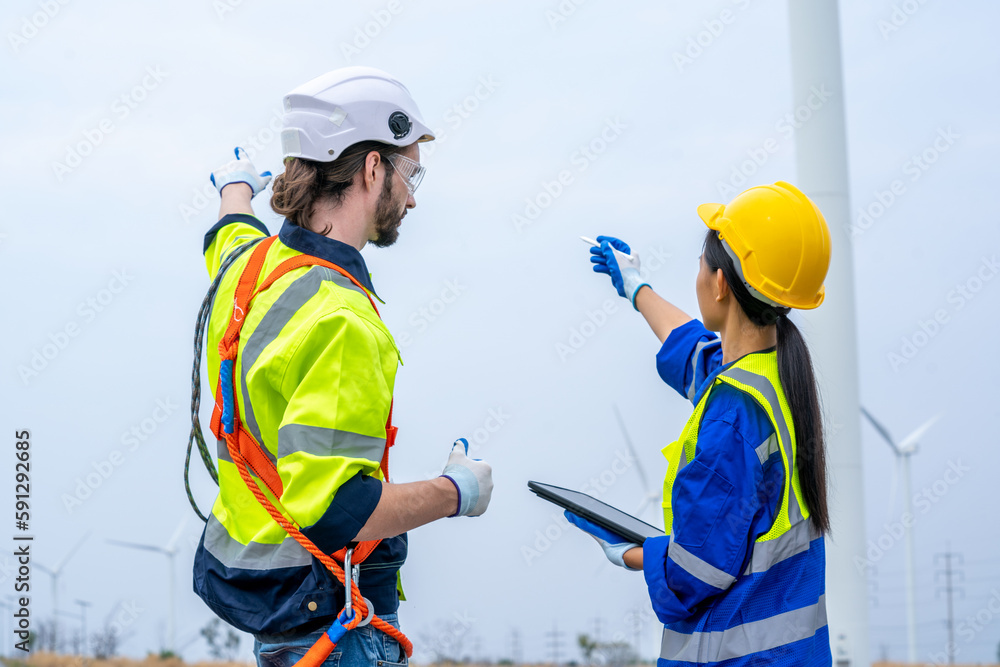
{"left": 440, "top": 438, "right": 493, "bottom": 517}
{"left": 589, "top": 236, "right": 650, "bottom": 309}
{"left": 564, "top": 510, "right": 641, "bottom": 570}
{"left": 210, "top": 147, "right": 272, "bottom": 197}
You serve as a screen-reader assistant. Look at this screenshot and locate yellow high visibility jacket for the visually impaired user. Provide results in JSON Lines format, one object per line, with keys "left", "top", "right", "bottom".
{"left": 193, "top": 214, "right": 404, "bottom": 637}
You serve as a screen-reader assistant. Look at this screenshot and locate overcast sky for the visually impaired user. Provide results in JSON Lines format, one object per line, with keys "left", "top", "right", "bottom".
{"left": 2, "top": 0, "right": 998, "bottom": 664}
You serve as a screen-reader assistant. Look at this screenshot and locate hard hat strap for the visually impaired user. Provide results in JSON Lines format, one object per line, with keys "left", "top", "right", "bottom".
{"left": 719, "top": 238, "right": 784, "bottom": 309}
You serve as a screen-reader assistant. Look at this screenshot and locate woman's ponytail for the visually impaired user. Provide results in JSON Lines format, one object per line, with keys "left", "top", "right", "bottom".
{"left": 776, "top": 315, "right": 830, "bottom": 533}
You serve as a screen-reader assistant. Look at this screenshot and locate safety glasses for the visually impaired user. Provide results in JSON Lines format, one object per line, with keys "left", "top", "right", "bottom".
{"left": 385, "top": 153, "right": 426, "bottom": 196}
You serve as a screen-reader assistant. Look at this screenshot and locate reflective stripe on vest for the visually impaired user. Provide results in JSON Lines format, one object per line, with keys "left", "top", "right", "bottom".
{"left": 659, "top": 350, "right": 824, "bottom": 660}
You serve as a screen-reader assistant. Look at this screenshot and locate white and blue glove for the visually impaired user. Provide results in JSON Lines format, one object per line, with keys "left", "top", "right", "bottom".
{"left": 589, "top": 235, "right": 649, "bottom": 310}
{"left": 440, "top": 438, "right": 494, "bottom": 517}
{"left": 210, "top": 147, "right": 272, "bottom": 197}
{"left": 564, "top": 510, "right": 640, "bottom": 570}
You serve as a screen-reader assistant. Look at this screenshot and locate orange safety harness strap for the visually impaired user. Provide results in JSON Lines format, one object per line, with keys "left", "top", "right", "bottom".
{"left": 209, "top": 236, "right": 410, "bottom": 662}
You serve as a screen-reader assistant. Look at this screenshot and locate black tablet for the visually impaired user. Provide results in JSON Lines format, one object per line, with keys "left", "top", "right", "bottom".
{"left": 528, "top": 481, "right": 665, "bottom": 544}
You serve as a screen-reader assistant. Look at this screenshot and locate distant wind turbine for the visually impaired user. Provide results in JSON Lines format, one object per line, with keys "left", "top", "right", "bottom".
{"left": 107, "top": 517, "right": 188, "bottom": 654}
{"left": 74, "top": 599, "right": 91, "bottom": 657}
{"left": 586, "top": 405, "right": 662, "bottom": 577}
{"left": 612, "top": 404, "right": 660, "bottom": 523}
{"left": 860, "top": 407, "right": 941, "bottom": 665}
{"left": 35, "top": 531, "right": 90, "bottom": 651}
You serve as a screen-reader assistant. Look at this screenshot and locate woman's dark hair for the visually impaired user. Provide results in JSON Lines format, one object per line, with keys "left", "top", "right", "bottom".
{"left": 703, "top": 230, "right": 830, "bottom": 533}
{"left": 270, "top": 140, "right": 403, "bottom": 234}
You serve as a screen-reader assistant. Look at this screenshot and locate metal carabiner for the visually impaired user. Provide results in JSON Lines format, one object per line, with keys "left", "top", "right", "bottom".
{"left": 343, "top": 548, "right": 354, "bottom": 618}
{"left": 343, "top": 548, "right": 374, "bottom": 628}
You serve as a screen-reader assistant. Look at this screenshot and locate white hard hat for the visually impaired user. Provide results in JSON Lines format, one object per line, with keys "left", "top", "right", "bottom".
{"left": 280, "top": 66, "right": 435, "bottom": 162}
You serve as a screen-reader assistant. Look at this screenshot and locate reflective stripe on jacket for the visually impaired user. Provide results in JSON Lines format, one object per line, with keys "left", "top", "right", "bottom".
{"left": 193, "top": 214, "right": 405, "bottom": 637}
{"left": 647, "top": 321, "right": 830, "bottom": 666}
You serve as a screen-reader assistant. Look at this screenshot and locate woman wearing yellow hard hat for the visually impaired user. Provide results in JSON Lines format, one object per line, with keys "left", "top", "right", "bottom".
{"left": 568, "top": 181, "right": 833, "bottom": 665}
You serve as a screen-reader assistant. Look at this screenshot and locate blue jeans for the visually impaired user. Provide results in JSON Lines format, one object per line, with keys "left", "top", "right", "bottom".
{"left": 254, "top": 614, "right": 407, "bottom": 667}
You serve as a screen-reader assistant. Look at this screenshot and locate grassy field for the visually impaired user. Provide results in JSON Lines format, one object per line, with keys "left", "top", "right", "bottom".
{"left": 1, "top": 653, "right": 254, "bottom": 667}
{"left": 4, "top": 654, "right": 999, "bottom": 667}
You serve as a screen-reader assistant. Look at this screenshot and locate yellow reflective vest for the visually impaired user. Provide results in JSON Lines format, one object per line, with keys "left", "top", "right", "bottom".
{"left": 647, "top": 346, "right": 830, "bottom": 666}
{"left": 193, "top": 215, "right": 405, "bottom": 637}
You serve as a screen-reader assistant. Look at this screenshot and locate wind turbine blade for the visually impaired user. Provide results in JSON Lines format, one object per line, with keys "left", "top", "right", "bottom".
{"left": 35, "top": 561, "right": 55, "bottom": 576}
{"left": 634, "top": 495, "right": 655, "bottom": 520}
{"left": 860, "top": 407, "right": 901, "bottom": 454}
{"left": 897, "top": 414, "right": 942, "bottom": 454}
{"left": 165, "top": 516, "right": 189, "bottom": 554}
{"left": 54, "top": 531, "right": 91, "bottom": 573}
{"left": 613, "top": 404, "right": 651, "bottom": 493}
{"left": 177, "top": 630, "right": 204, "bottom": 652}
{"left": 107, "top": 538, "right": 167, "bottom": 554}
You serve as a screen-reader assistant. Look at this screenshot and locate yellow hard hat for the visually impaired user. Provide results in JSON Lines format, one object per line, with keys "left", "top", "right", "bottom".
{"left": 697, "top": 181, "right": 831, "bottom": 310}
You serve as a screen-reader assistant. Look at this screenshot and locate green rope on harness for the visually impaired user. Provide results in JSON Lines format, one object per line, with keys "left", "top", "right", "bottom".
{"left": 186, "top": 237, "right": 267, "bottom": 523}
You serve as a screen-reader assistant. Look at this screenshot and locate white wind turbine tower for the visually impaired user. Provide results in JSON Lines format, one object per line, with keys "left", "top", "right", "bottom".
{"left": 35, "top": 531, "right": 90, "bottom": 652}
{"left": 860, "top": 407, "right": 941, "bottom": 665}
{"left": 107, "top": 517, "right": 188, "bottom": 654}
{"left": 612, "top": 404, "right": 660, "bottom": 524}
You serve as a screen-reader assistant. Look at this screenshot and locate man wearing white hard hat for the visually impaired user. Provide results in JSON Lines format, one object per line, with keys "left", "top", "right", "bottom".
{"left": 191, "top": 67, "right": 493, "bottom": 667}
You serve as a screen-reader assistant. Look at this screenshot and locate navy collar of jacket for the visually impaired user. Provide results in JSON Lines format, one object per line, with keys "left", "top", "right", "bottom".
{"left": 279, "top": 219, "right": 379, "bottom": 298}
